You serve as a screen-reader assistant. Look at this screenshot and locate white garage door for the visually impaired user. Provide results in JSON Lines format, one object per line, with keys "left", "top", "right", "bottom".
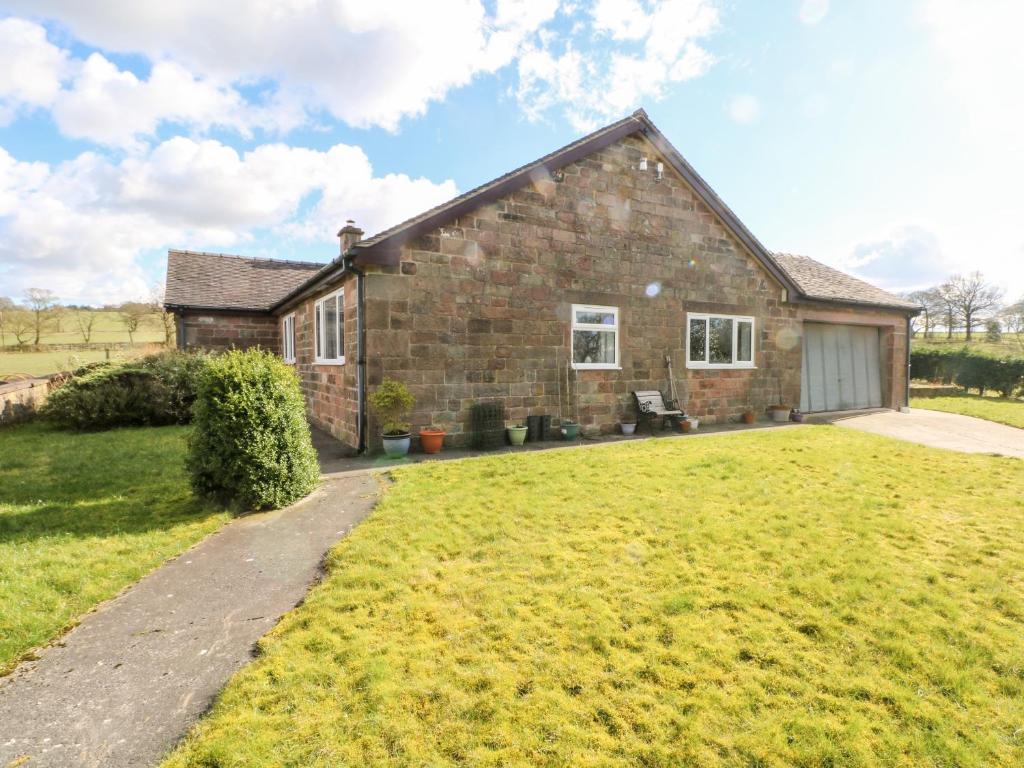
{"left": 800, "top": 323, "right": 882, "bottom": 412}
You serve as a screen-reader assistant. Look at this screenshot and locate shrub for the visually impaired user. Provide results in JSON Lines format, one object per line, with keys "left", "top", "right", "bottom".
{"left": 368, "top": 377, "right": 415, "bottom": 435}
{"left": 187, "top": 349, "right": 319, "bottom": 510}
{"left": 911, "top": 346, "right": 1024, "bottom": 397}
{"left": 41, "top": 351, "right": 209, "bottom": 430}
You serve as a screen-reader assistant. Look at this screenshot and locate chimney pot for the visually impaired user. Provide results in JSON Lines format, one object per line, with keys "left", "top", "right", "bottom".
{"left": 337, "top": 220, "right": 364, "bottom": 254}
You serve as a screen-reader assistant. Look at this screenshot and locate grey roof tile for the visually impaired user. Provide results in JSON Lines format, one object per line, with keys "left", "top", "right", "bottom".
{"left": 164, "top": 250, "right": 324, "bottom": 312}
{"left": 773, "top": 252, "right": 919, "bottom": 310}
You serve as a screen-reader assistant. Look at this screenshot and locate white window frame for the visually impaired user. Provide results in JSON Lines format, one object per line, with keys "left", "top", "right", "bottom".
{"left": 314, "top": 288, "right": 345, "bottom": 365}
{"left": 571, "top": 303, "right": 620, "bottom": 370}
{"left": 281, "top": 313, "right": 296, "bottom": 364}
{"left": 685, "top": 312, "right": 756, "bottom": 370}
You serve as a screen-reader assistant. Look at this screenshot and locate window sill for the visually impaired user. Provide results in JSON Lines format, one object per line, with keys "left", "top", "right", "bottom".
{"left": 283, "top": 358, "right": 296, "bottom": 365}
{"left": 571, "top": 364, "right": 622, "bottom": 371}
{"left": 685, "top": 363, "right": 757, "bottom": 370}
{"left": 315, "top": 358, "right": 346, "bottom": 366}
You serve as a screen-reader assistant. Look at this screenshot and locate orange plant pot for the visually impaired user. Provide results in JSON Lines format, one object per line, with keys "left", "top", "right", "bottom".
{"left": 742, "top": 411, "right": 755, "bottom": 424}
{"left": 419, "top": 429, "right": 445, "bottom": 454}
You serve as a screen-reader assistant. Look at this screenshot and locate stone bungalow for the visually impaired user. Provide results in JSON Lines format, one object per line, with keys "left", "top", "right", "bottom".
{"left": 165, "top": 109, "right": 918, "bottom": 452}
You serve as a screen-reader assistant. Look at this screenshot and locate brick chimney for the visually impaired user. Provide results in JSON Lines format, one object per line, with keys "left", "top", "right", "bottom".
{"left": 338, "top": 219, "right": 364, "bottom": 255}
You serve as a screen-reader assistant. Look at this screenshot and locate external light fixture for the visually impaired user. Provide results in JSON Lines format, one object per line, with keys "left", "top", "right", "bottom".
{"left": 656, "top": 162, "right": 664, "bottom": 180}
{"left": 638, "top": 156, "right": 648, "bottom": 171}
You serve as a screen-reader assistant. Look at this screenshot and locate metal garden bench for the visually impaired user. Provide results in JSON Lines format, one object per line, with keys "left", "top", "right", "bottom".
{"left": 632, "top": 390, "right": 684, "bottom": 435}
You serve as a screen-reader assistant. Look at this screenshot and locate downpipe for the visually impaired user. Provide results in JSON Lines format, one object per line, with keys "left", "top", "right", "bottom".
{"left": 344, "top": 256, "right": 368, "bottom": 454}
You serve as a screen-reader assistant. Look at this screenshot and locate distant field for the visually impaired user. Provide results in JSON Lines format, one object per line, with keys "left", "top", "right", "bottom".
{"left": 0, "top": 310, "right": 167, "bottom": 349}
{"left": 913, "top": 333, "right": 1023, "bottom": 357}
{"left": 0, "top": 345, "right": 165, "bottom": 378}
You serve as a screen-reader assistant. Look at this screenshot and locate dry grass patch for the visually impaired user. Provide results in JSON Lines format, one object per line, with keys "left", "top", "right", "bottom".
{"left": 165, "top": 427, "right": 1024, "bottom": 767}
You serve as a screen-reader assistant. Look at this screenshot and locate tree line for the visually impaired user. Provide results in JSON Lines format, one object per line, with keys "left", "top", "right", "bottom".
{"left": 904, "top": 271, "right": 1023, "bottom": 345}
{"left": 0, "top": 287, "right": 175, "bottom": 348}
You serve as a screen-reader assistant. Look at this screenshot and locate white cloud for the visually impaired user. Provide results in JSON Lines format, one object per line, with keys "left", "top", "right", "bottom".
{"left": 519, "top": 0, "right": 719, "bottom": 131}
{"left": 5, "top": 0, "right": 560, "bottom": 133}
{"left": 843, "top": 225, "right": 952, "bottom": 292}
{"left": 726, "top": 93, "right": 760, "bottom": 124}
{"left": 0, "top": 139, "right": 456, "bottom": 304}
{"left": 0, "top": 17, "right": 69, "bottom": 124}
{"left": 798, "top": 0, "right": 829, "bottom": 26}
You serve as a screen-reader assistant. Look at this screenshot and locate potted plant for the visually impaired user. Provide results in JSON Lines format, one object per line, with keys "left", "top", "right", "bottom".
{"left": 507, "top": 423, "right": 528, "bottom": 446}
{"left": 419, "top": 425, "right": 446, "bottom": 454}
{"left": 790, "top": 409, "right": 805, "bottom": 423}
{"left": 620, "top": 405, "right": 637, "bottom": 435}
{"left": 560, "top": 419, "right": 580, "bottom": 440}
{"left": 741, "top": 409, "right": 756, "bottom": 425}
{"left": 369, "top": 377, "right": 415, "bottom": 458}
{"left": 768, "top": 404, "right": 790, "bottom": 423}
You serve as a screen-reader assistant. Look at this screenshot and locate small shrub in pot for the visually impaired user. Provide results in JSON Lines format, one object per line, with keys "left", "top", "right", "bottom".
{"left": 369, "top": 378, "right": 415, "bottom": 457}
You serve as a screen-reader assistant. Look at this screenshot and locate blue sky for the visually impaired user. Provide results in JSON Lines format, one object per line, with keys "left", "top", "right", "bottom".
{"left": 0, "top": 0, "right": 1021, "bottom": 306}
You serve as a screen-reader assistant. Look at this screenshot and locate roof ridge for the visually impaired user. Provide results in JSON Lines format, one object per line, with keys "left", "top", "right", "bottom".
{"left": 168, "top": 249, "right": 325, "bottom": 269}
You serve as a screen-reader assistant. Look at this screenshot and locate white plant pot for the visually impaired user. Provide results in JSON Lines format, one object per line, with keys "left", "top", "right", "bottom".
{"left": 770, "top": 408, "right": 790, "bottom": 423}
{"left": 382, "top": 433, "right": 411, "bottom": 458}
{"left": 686, "top": 417, "right": 699, "bottom": 430}
{"left": 620, "top": 422, "right": 637, "bottom": 435}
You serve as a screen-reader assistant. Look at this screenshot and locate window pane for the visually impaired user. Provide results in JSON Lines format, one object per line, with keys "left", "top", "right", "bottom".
{"left": 324, "top": 298, "right": 338, "bottom": 359}
{"left": 709, "top": 317, "right": 733, "bottom": 364}
{"left": 575, "top": 309, "right": 615, "bottom": 326}
{"left": 688, "top": 318, "right": 706, "bottom": 362}
{"left": 737, "top": 321, "right": 752, "bottom": 362}
{"left": 573, "top": 330, "right": 615, "bottom": 364}
{"left": 335, "top": 296, "right": 345, "bottom": 358}
{"left": 315, "top": 305, "right": 322, "bottom": 358}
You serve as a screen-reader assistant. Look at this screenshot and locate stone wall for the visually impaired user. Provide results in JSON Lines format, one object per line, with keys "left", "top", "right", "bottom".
{"left": 352, "top": 133, "right": 908, "bottom": 448}
{"left": 176, "top": 312, "right": 280, "bottom": 351}
{"left": 0, "top": 378, "right": 52, "bottom": 424}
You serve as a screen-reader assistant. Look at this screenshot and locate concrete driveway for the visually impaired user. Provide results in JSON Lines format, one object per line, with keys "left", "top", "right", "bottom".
{"left": 835, "top": 408, "right": 1024, "bottom": 458}
{"left": 0, "top": 473, "right": 378, "bottom": 768}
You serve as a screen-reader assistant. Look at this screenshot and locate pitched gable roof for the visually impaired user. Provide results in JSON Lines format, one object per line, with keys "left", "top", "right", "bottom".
{"left": 346, "top": 109, "right": 800, "bottom": 296}
{"left": 164, "top": 249, "right": 324, "bottom": 312}
{"left": 773, "top": 253, "right": 919, "bottom": 310}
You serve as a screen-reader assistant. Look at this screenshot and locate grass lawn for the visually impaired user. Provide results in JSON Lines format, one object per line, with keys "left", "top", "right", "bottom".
{"left": 914, "top": 335, "right": 1024, "bottom": 358}
{"left": 165, "top": 428, "right": 1024, "bottom": 768}
{"left": 912, "top": 394, "right": 1024, "bottom": 430}
{"left": 0, "top": 310, "right": 167, "bottom": 350}
{"left": 0, "top": 423, "right": 228, "bottom": 674}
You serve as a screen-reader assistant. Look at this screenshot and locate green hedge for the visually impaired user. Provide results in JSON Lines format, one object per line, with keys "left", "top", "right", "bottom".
{"left": 911, "top": 347, "right": 1024, "bottom": 397}
{"left": 187, "top": 349, "right": 319, "bottom": 510}
{"left": 41, "top": 351, "right": 209, "bottom": 430}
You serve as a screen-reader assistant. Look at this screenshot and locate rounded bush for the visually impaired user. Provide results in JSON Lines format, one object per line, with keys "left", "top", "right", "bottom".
{"left": 41, "top": 351, "right": 208, "bottom": 430}
{"left": 187, "top": 349, "right": 319, "bottom": 510}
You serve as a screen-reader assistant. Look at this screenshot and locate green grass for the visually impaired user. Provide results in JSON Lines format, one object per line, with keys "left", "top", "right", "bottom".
{"left": 0, "top": 346, "right": 165, "bottom": 378}
{"left": 0, "top": 310, "right": 167, "bottom": 349}
{"left": 912, "top": 394, "right": 1024, "bottom": 430}
{"left": 164, "top": 428, "right": 1024, "bottom": 767}
{"left": 0, "top": 423, "right": 228, "bottom": 674}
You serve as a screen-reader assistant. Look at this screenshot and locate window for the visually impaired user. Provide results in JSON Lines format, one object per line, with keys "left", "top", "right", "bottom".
{"left": 571, "top": 304, "right": 619, "bottom": 369}
{"left": 686, "top": 313, "right": 755, "bottom": 369}
{"left": 314, "top": 288, "right": 345, "bottom": 364}
{"left": 281, "top": 313, "right": 296, "bottom": 363}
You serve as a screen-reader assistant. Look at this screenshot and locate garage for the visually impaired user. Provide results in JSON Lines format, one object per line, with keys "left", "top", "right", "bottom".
{"left": 800, "top": 323, "right": 882, "bottom": 412}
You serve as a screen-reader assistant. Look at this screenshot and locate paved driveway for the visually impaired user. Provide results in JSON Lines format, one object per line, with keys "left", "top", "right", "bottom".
{"left": 835, "top": 408, "right": 1024, "bottom": 458}
{"left": 0, "top": 474, "right": 378, "bottom": 768}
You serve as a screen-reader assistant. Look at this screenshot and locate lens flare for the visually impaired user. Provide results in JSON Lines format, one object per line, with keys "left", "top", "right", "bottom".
{"left": 645, "top": 282, "right": 661, "bottom": 297}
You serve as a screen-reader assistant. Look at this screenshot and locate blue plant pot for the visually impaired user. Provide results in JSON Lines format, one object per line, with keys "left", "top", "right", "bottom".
{"left": 382, "top": 434, "right": 411, "bottom": 458}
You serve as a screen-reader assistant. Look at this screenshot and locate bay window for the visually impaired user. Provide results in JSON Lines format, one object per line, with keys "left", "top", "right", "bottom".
{"left": 315, "top": 288, "right": 345, "bottom": 365}
{"left": 686, "top": 313, "right": 755, "bottom": 369}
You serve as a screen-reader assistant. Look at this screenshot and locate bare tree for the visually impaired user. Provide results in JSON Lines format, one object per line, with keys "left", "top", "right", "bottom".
{"left": 1002, "top": 299, "right": 1024, "bottom": 352}
{"left": 934, "top": 281, "right": 961, "bottom": 339}
{"left": 23, "top": 288, "right": 59, "bottom": 345}
{"left": 945, "top": 272, "right": 1003, "bottom": 341}
{"left": 9, "top": 310, "right": 35, "bottom": 347}
{"left": 119, "top": 302, "right": 150, "bottom": 345}
{"left": 905, "top": 289, "right": 943, "bottom": 337}
{"left": 74, "top": 309, "right": 99, "bottom": 343}
{"left": 149, "top": 283, "right": 175, "bottom": 345}
{"left": 0, "top": 296, "right": 14, "bottom": 347}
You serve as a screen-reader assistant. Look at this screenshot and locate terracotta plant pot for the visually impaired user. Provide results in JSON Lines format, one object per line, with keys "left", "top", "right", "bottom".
{"left": 742, "top": 411, "right": 755, "bottom": 425}
{"left": 679, "top": 419, "right": 692, "bottom": 433}
{"left": 419, "top": 428, "right": 445, "bottom": 454}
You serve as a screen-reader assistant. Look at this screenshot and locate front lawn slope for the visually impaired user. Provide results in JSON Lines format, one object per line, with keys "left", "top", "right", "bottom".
{"left": 0, "top": 423, "right": 227, "bottom": 673}
{"left": 166, "top": 427, "right": 1024, "bottom": 768}
{"left": 912, "top": 394, "right": 1024, "bottom": 430}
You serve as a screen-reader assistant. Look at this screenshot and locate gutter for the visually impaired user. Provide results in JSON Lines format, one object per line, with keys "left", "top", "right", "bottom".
{"left": 905, "top": 315, "right": 912, "bottom": 411}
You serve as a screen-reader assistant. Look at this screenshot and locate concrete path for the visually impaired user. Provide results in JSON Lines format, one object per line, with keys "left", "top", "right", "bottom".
{"left": 0, "top": 474, "right": 378, "bottom": 768}
{"left": 835, "top": 408, "right": 1024, "bottom": 458}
